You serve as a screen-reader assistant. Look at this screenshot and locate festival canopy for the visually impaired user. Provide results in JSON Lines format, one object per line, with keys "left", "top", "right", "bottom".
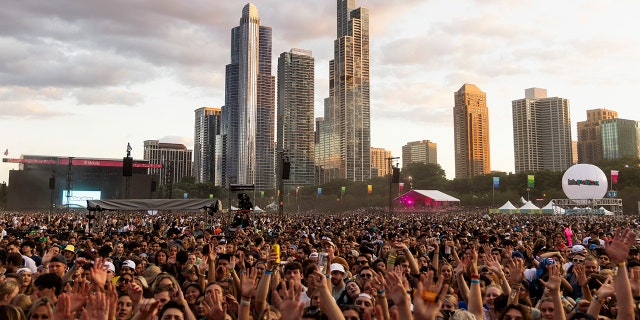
{"left": 498, "top": 201, "right": 518, "bottom": 210}
{"left": 394, "top": 190, "right": 460, "bottom": 209}
{"left": 87, "top": 199, "right": 222, "bottom": 211}
{"left": 519, "top": 201, "right": 540, "bottom": 210}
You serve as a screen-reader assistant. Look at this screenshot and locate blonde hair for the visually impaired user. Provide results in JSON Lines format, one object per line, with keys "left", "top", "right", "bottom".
{"left": 0, "top": 281, "right": 20, "bottom": 302}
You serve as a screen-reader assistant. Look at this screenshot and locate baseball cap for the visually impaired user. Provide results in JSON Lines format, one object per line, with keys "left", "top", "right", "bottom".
{"left": 50, "top": 255, "right": 68, "bottom": 265}
{"left": 122, "top": 260, "right": 136, "bottom": 270}
{"left": 572, "top": 245, "right": 586, "bottom": 254}
{"left": 309, "top": 252, "right": 319, "bottom": 259}
{"left": 104, "top": 261, "right": 116, "bottom": 273}
{"left": 330, "top": 263, "right": 345, "bottom": 274}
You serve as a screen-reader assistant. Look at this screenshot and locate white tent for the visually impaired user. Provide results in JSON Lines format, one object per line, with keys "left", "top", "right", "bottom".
{"left": 253, "top": 206, "right": 264, "bottom": 213}
{"left": 498, "top": 201, "right": 518, "bottom": 210}
{"left": 599, "top": 206, "right": 614, "bottom": 215}
{"left": 520, "top": 197, "right": 527, "bottom": 204}
{"left": 520, "top": 201, "right": 540, "bottom": 210}
{"left": 541, "top": 201, "right": 565, "bottom": 214}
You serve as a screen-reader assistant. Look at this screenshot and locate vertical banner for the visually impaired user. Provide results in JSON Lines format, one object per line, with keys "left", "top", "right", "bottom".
{"left": 399, "top": 183, "right": 404, "bottom": 193}
{"left": 209, "top": 194, "right": 213, "bottom": 199}
{"left": 527, "top": 175, "right": 535, "bottom": 189}
{"left": 611, "top": 170, "right": 619, "bottom": 184}
{"left": 277, "top": 190, "right": 280, "bottom": 197}
{"left": 341, "top": 186, "right": 346, "bottom": 196}
{"left": 367, "top": 185, "right": 373, "bottom": 195}
{"left": 295, "top": 188, "right": 299, "bottom": 197}
{"left": 183, "top": 193, "right": 188, "bottom": 199}
{"left": 317, "top": 187, "right": 322, "bottom": 196}
{"left": 260, "top": 191, "right": 265, "bottom": 198}
{"left": 493, "top": 177, "right": 500, "bottom": 189}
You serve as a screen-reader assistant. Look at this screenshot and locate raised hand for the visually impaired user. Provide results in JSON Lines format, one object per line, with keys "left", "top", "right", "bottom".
{"left": 134, "top": 298, "right": 161, "bottom": 320}
{"left": 507, "top": 258, "right": 524, "bottom": 285}
{"left": 127, "top": 282, "right": 143, "bottom": 305}
{"left": 54, "top": 293, "right": 76, "bottom": 320}
{"left": 574, "top": 263, "right": 588, "bottom": 287}
{"left": 241, "top": 267, "right": 258, "bottom": 298}
{"left": 279, "top": 280, "right": 305, "bottom": 320}
{"left": 68, "top": 279, "right": 89, "bottom": 314}
{"left": 202, "top": 287, "right": 227, "bottom": 320}
{"left": 385, "top": 270, "right": 409, "bottom": 307}
{"left": 483, "top": 250, "right": 503, "bottom": 275}
{"left": 594, "top": 278, "right": 616, "bottom": 300}
{"left": 540, "top": 264, "right": 562, "bottom": 293}
{"left": 90, "top": 257, "right": 108, "bottom": 288}
{"left": 82, "top": 290, "right": 109, "bottom": 320}
{"left": 413, "top": 270, "right": 448, "bottom": 320}
{"left": 605, "top": 227, "right": 637, "bottom": 264}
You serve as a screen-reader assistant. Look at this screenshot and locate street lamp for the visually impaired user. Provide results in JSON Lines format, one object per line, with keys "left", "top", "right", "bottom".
{"left": 408, "top": 176, "right": 413, "bottom": 189}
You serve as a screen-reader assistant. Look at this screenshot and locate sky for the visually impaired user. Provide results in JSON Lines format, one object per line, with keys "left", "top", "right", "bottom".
{"left": 1, "top": 0, "right": 640, "bottom": 184}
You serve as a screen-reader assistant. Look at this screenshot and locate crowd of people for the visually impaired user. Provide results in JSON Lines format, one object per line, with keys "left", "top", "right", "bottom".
{"left": 0, "top": 208, "right": 640, "bottom": 320}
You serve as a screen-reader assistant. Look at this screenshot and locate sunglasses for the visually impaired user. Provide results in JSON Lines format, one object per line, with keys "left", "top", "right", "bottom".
{"left": 359, "top": 273, "right": 372, "bottom": 278}
{"left": 573, "top": 258, "right": 585, "bottom": 263}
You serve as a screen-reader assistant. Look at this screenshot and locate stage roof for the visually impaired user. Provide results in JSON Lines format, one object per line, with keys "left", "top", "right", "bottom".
{"left": 395, "top": 190, "right": 460, "bottom": 202}
{"left": 87, "top": 199, "right": 221, "bottom": 211}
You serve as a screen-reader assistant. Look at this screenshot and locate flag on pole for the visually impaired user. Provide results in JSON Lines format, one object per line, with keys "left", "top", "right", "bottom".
{"left": 341, "top": 186, "right": 346, "bottom": 196}
{"left": 260, "top": 191, "right": 265, "bottom": 198}
{"left": 611, "top": 170, "right": 619, "bottom": 184}
{"left": 527, "top": 175, "right": 535, "bottom": 189}
{"left": 367, "top": 185, "right": 373, "bottom": 195}
{"left": 399, "top": 183, "right": 404, "bottom": 193}
{"left": 317, "top": 188, "right": 322, "bottom": 196}
{"left": 493, "top": 177, "right": 500, "bottom": 189}
{"left": 295, "top": 188, "right": 299, "bottom": 197}
{"left": 3, "top": 149, "right": 7, "bottom": 156}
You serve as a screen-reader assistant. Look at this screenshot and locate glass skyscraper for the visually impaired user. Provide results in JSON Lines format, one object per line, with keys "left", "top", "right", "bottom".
{"left": 316, "top": 0, "right": 371, "bottom": 182}
{"left": 277, "top": 49, "right": 315, "bottom": 190}
{"left": 194, "top": 107, "right": 221, "bottom": 185}
{"left": 453, "top": 84, "right": 490, "bottom": 179}
{"left": 512, "top": 88, "right": 572, "bottom": 173}
{"left": 222, "top": 4, "right": 275, "bottom": 190}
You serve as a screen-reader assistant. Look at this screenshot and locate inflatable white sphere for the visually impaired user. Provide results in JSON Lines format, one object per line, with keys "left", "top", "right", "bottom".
{"left": 562, "top": 164, "right": 608, "bottom": 199}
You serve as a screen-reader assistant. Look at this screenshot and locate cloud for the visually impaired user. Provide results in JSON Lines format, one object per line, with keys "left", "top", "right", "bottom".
{"left": 72, "top": 89, "right": 144, "bottom": 106}
{"left": 0, "top": 100, "right": 70, "bottom": 119}
{"left": 157, "top": 135, "right": 193, "bottom": 148}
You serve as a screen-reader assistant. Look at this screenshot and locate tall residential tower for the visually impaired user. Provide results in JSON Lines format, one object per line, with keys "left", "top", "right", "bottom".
{"left": 453, "top": 84, "right": 490, "bottom": 179}
{"left": 194, "top": 107, "right": 222, "bottom": 185}
{"left": 221, "top": 3, "right": 275, "bottom": 190}
{"left": 316, "top": 0, "right": 370, "bottom": 182}
{"left": 277, "top": 49, "right": 315, "bottom": 190}
{"left": 577, "top": 109, "right": 618, "bottom": 164}
{"left": 512, "top": 88, "right": 572, "bottom": 173}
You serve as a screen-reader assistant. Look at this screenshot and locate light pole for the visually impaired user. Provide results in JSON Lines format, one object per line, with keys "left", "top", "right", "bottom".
{"left": 408, "top": 176, "right": 413, "bottom": 190}
{"left": 386, "top": 156, "right": 400, "bottom": 214}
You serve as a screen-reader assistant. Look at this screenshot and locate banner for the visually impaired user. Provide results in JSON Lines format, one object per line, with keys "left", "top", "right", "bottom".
{"left": 399, "top": 183, "right": 404, "bottom": 193}
{"left": 493, "top": 177, "right": 500, "bottom": 189}
{"left": 295, "top": 188, "right": 299, "bottom": 197}
{"left": 341, "top": 186, "right": 346, "bottom": 196}
{"left": 317, "top": 188, "right": 322, "bottom": 196}
{"left": 611, "top": 170, "right": 619, "bottom": 184}
{"left": 260, "top": 191, "right": 265, "bottom": 198}
{"left": 367, "top": 185, "right": 372, "bottom": 195}
{"left": 527, "top": 175, "right": 535, "bottom": 189}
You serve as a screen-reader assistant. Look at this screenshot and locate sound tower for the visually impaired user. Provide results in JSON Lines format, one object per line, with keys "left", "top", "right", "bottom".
{"left": 48, "top": 176, "right": 56, "bottom": 189}
{"left": 282, "top": 161, "right": 291, "bottom": 180}
{"left": 392, "top": 167, "right": 400, "bottom": 183}
{"left": 123, "top": 157, "right": 133, "bottom": 176}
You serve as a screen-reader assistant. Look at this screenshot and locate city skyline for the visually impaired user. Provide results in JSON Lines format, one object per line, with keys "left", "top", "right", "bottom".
{"left": 2, "top": 0, "right": 640, "bottom": 184}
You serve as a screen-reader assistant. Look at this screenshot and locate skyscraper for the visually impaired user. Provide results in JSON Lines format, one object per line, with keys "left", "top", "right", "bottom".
{"left": 601, "top": 118, "right": 640, "bottom": 160}
{"left": 277, "top": 49, "right": 315, "bottom": 190}
{"left": 453, "top": 84, "right": 490, "bottom": 179}
{"left": 194, "top": 107, "right": 222, "bottom": 185}
{"left": 370, "top": 147, "right": 391, "bottom": 177}
{"left": 316, "top": 0, "right": 370, "bottom": 182}
{"left": 577, "top": 108, "right": 618, "bottom": 164}
{"left": 512, "top": 88, "right": 572, "bottom": 173}
{"left": 221, "top": 4, "right": 275, "bottom": 190}
{"left": 143, "top": 140, "right": 192, "bottom": 188}
{"left": 402, "top": 140, "right": 437, "bottom": 168}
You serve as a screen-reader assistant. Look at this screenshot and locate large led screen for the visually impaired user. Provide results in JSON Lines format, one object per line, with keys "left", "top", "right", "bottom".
{"left": 62, "top": 190, "right": 101, "bottom": 207}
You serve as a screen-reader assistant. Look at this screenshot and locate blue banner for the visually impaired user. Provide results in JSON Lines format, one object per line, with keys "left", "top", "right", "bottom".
{"left": 493, "top": 177, "right": 499, "bottom": 189}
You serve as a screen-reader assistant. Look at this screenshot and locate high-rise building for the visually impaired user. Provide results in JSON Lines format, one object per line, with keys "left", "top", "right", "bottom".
{"left": 277, "top": 49, "right": 315, "bottom": 190}
{"left": 221, "top": 4, "right": 275, "bottom": 190}
{"left": 577, "top": 109, "right": 618, "bottom": 164}
{"left": 601, "top": 118, "right": 640, "bottom": 160}
{"left": 316, "top": 0, "right": 370, "bottom": 182}
{"left": 143, "top": 140, "right": 192, "bottom": 187}
{"left": 194, "top": 107, "right": 222, "bottom": 185}
{"left": 453, "top": 84, "right": 490, "bottom": 179}
{"left": 370, "top": 147, "right": 391, "bottom": 177}
{"left": 402, "top": 140, "right": 437, "bottom": 168}
{"left": 512, "top": 88, "right": 572, "bottom": 173}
